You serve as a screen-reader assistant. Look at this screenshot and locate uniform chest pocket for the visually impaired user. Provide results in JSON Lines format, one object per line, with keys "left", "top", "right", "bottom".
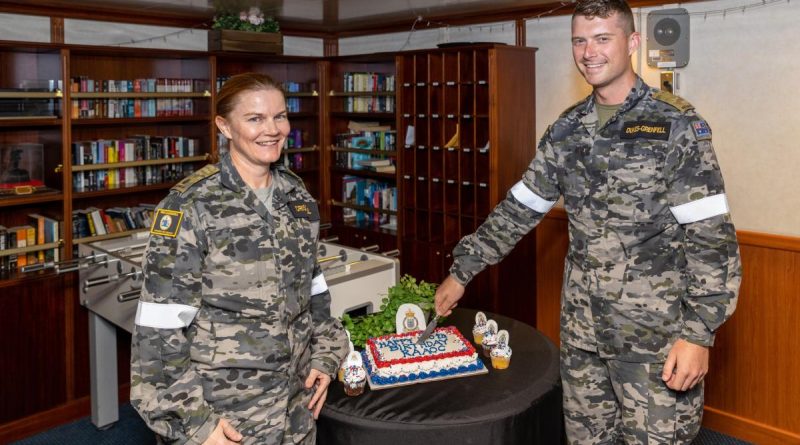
{"left": 609, "top": 140, "right": 666, "bottom": 192}
{"left": 608, "top": 140, "right": 667, "bottom": 222}
{"left": 206, "top": 223, "right": 269, "bottom": 289}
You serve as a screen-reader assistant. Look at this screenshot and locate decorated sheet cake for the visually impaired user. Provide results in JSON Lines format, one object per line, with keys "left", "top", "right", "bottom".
{"left": 361, "top": 326, "right": 487, "bottom": 389}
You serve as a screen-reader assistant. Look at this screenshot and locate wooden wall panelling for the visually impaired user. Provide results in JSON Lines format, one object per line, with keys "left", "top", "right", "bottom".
{"left": 703, "top": 232, "right": 800, "bottom": 444}
{"left": 0, "top": 276, "right": 68, "bottom": 424}
{"left": 535, "top": 212, "right": 800, "bottom": 444}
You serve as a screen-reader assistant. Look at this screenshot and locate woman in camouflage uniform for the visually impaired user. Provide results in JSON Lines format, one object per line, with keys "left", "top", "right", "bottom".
{"left": 131, "top": 73, "right": 348, "bottom": 444}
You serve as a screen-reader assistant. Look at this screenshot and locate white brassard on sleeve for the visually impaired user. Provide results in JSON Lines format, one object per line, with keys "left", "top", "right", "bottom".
{"left": 311, "top": 273, "right": 328, "bottom": 296}
{"left": 510, "top": 181, "right": 557, "bottom": 213}
{"left": 135, "top": 301, "right": 199, "bottom": 329}
{"left": 670, "top": 193, "right": 729, "bottom": 224}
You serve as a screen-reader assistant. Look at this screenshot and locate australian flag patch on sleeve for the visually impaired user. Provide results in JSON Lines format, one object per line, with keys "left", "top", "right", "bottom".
{"left": 692, "top": 121, "right": 712, "bottom": 140}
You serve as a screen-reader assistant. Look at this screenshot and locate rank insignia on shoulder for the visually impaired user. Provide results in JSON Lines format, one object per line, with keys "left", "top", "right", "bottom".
{"left": 621, "top": 121, "right": 671, "bottom": 140}
{"left": 692, "top": 120, "right": 712, "bottom": 140}
{"left": 150, "top": 208, "right": 183, "bottom": 237}
{"left": 289, "top": 201, "right": 320, "bottom": 221}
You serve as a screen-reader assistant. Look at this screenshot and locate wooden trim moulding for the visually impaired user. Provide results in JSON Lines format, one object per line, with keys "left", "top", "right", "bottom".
{"left": 0, "top": 384, "right": 131, "bottom": 443}
{"left": 703, "top": 406, "right": 800, "bottom": 445}
{"left": 546, "top": 208, "right": 800, "bottom": 252}
{"left": 737, "top": 230, "right": 800, "bottom": 253}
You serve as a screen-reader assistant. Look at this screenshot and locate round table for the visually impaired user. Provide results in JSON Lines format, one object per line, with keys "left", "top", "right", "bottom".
{"left": 317, "top": 308, "right": 562, "bottom": 444}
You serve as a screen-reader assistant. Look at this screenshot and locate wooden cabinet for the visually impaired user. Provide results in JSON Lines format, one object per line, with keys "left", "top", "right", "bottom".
{"left": 397, "top": 44, "right": 539, "bottom": 324}
{"left": 323, "top": 54, "right": 398, "bottom": 253}
{"left": 0, "top": 44, "right": 73, "bottom": 425}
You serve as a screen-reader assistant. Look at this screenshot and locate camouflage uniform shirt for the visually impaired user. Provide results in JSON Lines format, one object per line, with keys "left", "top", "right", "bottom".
{"left": 450, "top": 78, "right": 741, "bottom": 362}
{"left": 131, "top": 153, "right": 348, "bottom": 444}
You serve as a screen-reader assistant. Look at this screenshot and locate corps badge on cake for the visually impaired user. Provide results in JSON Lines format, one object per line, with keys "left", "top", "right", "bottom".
{"left": 361, "top": 326, "right": 488, "bottom": 390}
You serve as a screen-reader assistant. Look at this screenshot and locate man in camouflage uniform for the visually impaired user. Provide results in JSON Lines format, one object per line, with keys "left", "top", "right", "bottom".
{"left": 434, "top": 1, "right": 741, "bottom": 443}
{"left": 131, "top": 152, "right": 349, "bottom": 444}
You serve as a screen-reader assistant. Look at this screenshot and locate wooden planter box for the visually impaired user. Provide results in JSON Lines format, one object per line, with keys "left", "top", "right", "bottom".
{"left": 208, "top": 29, "right": 283, "bottom": 54}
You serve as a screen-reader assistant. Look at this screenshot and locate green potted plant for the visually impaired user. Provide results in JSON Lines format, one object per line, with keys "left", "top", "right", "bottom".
{"left": 208, "top": 6, "right": 282, "bottom": 54}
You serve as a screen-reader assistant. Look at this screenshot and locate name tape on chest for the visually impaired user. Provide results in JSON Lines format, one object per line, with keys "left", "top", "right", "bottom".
{"left": 621, "top": 121, "right": 671, "bottom": 141}
{"left": 150, "top": 208, "right": 184, "bottom": 237}
{"left": 289, "top": 201, "right": 320, "bottom": 221}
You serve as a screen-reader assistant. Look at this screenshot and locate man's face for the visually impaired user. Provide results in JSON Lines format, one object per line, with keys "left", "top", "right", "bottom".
{"left": 571, "top": 12, "right": 639, "bottom": 93}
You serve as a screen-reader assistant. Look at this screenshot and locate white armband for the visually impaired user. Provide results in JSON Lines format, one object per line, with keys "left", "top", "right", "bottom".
{"left": 670, "top": 193, "right": 729, "bottom": 224}
{"left": 311, "top": 273, "right": 328, "bottom": 296}
{"left": 510, "top": 181, "right": 557, "bottom": 213}
{"left": 135, "top": 301, "right": 198, "bottom": 329}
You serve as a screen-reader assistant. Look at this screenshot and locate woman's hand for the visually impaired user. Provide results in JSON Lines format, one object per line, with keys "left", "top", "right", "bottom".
{"left": 202, "top": 418, "right": 242, "bottom": 444}
{"left": 305, "top": 368, "right": 332, "bottom": 419}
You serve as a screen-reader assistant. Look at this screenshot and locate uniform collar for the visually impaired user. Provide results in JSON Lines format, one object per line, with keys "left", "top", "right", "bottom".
{"left": 570, "top": 76, "right": 651, "bottom": 120}
{"left": 218, "top": 152, "right": 302, "bottom": 219}
{"left": 218, "top": 152, "right": 297, "bottom": 196}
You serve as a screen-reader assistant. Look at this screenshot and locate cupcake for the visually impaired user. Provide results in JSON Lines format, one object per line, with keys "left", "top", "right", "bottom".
{"left": 490, "top": 344, "right": 512, "bottom": 369}
{"left": 342, "top": 351, "right": 367, "bottom": 396}
{"left": 481, "top": 320, "right": 499, "bottom": 358}
{"left": 490, "top": 329, "right": 511, "bottom": 369}
{"left": 472, "top": 311, "right": 489, "bottom": 345}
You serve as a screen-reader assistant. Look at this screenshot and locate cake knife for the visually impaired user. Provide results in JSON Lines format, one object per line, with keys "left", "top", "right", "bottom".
{"left": 415, "top": 314, "right": 441, "bottom": 344}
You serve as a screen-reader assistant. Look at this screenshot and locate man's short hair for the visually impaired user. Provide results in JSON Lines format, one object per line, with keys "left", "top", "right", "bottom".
{"left": 573, "top": 0, "right": 636, "bottom": 35}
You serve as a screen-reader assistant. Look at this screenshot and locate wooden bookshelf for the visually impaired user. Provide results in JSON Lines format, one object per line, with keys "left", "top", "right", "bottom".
{"left": 324, "top": 54, "right": 399, "bottom": 251}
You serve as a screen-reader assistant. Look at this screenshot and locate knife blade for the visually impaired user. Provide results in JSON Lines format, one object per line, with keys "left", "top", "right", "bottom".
{"left": 415, "top": 314, "right": 441, "bottom": 344}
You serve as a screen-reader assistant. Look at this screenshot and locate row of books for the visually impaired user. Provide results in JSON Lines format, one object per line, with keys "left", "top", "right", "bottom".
{"left": 335, "top": 129, "right": 397, "bottom": 151}
{"left": 343, "top": 72, "right": 396, "bottom": 92}
{"left": 286, "top": 129, "right": 305, "bottom": 149}
{"left": 342, "top": 176, "right": 398, "bottom": 229}
{"left": 0, "top": 214, "right": 61, "bottom": 272}
{"left": 71, "top": 97, "right": 198, "bottom": 119}
{"left": 342, "top": 96, "right": 395, "bottom": 113}
{"left": 72, "top": 205, "right": 155, "bottom": 239}
{"left": 282, "top": 153, "right": 307, "bottom": 171}
{"left": 284, "top": 81, "right": 314, "bottom": 113}
{"left": 70, "top": 77, "right": 209, "bottom": 93}
{"left": 72, "top": 136, "right": 200, "bottom": 165}
{"left": 72, "top": 163, "right": 195, "bottom": 192}
{"left": 335, "top": 152, "right": 395, "bottom": 173}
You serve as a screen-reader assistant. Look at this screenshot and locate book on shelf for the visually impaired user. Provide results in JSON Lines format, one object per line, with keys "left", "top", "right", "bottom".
{"left": 358, "top": 158, "right": 392, "bottom": 167}
{"left": 340, "top": 176, "right": 397, "bottom": 225}
{"left": 69, "top": 75, "right": 210, "bottom": 119}
{"left": 356, "top": 158, "right": 396, "bottom": 173}
{"left": 71, "top": 136, "right": 199, "bottom": 192}
{"left": 0, "top": 219, "right": 58, "bottom": 272}
{"left": 72, "top": 204, "right": 155, "bottom": 240}
{"left": 3, "top": 225, "right": 33, "bottom": 268}
{"left": 342, "top": 72, "right": 395, "bottom": 93}
{"left": 27, "top": 213, "right": 61, "bottom": 263}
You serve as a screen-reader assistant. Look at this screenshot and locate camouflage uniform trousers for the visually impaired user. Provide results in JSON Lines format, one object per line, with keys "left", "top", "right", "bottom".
{"left": 561, "top": 343, "right": 704, "bottom": 445}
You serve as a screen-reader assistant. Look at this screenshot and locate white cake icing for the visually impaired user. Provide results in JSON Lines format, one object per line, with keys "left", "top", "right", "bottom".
{"left": 363, "top": 326, "right": 481, "bottom": 381}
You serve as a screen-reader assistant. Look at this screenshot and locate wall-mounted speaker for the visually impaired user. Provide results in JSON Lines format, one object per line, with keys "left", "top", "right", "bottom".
{"left": 647, "top": 8, "right": 690, "bottom": 68}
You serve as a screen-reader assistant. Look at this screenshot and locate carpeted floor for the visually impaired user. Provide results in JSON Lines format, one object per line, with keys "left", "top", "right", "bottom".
{"left": 11, "top": 403, "right": 753, "bottom": 445}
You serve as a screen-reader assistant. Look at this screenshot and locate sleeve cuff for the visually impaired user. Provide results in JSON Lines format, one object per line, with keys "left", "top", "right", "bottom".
{"left": 448, "top": 264, "right": 473, "bottom": 287}
{"left": 311, "top": 357, "right": 340, "bottom": 377}
{"left": 186, "top": 413, "right": 220, "bottom": 445}
{"left": 681, "top": 311, "right": 715, "bottom": 347}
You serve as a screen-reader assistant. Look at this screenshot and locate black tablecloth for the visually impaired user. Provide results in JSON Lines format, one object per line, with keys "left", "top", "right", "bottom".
{"left": 317, "top": 308, "right": 562, "bottom": 445}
